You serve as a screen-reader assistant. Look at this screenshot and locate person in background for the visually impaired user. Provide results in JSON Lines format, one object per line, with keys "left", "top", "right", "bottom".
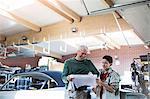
{"left": 0, "top": 76, "right": 5, "bottom": 84}
{"left": 93, "top": 55, "right": 120, "bottom": 99}
{"left": 62, "top": 45, "right": 99, "bottom": 99}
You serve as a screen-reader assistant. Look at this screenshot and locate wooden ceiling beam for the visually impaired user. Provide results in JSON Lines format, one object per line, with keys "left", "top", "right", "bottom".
{"left": 104, "top": 0, "right": 114, "bottom": 7}
{"left": 0, "top": 8, "right": 41, "bottom": 32}
{"left": 38, "top": 0, "right": 74, "bottom": 23}
{"left": 102, "top": 0, "right": 122, "bottom": 18}
{"left": 52, "top": 0, "right": 81, "bottom": 22}
{"left": 6, "top": 14, "right": 132, "bottom": 46}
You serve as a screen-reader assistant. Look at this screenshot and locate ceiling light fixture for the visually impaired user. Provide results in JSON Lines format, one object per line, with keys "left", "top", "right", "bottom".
{"left": 21, "top": 36, "right": 28, "bottom": 41}
{"left": 71, "top": 27, "right": 78, "bottom": 33}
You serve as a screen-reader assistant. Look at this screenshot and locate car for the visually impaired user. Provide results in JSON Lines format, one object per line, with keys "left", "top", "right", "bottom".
{"left": 0, "top": 71, "right": 66, "bottom": 99}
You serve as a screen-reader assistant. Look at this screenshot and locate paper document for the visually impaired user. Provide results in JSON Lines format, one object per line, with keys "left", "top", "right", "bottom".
{"left": 71, "top": 75, "right": 97, "bottom": 88}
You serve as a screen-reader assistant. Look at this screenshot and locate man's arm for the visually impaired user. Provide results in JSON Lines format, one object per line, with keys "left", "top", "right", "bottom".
{"left": 88, "top": 60, "right": 99, "bottom": 75}
{"left": 62, "top": 61, "right": 69, "bottom": 84}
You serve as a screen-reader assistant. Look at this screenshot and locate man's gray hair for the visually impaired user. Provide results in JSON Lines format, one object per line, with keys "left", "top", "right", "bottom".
{"left": 77, "top": 45, "right": 88, "bottom": 51}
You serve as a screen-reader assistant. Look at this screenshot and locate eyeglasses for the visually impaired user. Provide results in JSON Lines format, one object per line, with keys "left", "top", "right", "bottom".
{"left": 102, "top": 62, "right": 109, "bottom": 65}
{"left": 101, "top": 60, "right": 109, "bottom": 65}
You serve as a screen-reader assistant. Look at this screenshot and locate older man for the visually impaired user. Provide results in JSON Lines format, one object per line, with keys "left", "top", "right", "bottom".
{"left": 62, "top": 45, "right": 99, "bottom": 99}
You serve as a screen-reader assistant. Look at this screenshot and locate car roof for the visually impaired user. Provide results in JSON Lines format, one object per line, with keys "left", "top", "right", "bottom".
{"left": 13, "top": 71, "right": 65, "bottom": 87}
{"left": 13, "top": 72, "right": 51, "bottom": 81}
{"left": 42, "top": 71, "right": 65, "bottom": 87}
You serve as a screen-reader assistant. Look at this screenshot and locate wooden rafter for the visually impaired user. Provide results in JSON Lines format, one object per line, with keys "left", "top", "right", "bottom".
{"left": 53, "top": 0, "right": 81, "bottom": 22}
{"left": 38, "top": 0, "right": 74, "bottom": 23}
{"left": 38, "top": 0, "right": 81, "bottom": 22}
{"left": 104, "top": 0, "right": 114, "bottom": 7}
{"left": 6, "top": 14, "right": 132, "bottom": 46}
{"left": 0, "top": 8, "right": 41, "bottom": 32}
{"left": 102, "top": 0, "right": 122, "bottom": 18}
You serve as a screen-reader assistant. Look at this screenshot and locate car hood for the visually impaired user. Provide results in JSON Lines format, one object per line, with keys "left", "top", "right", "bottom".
{"left": 0, "top": 87, "right": 65, "bottom": 99}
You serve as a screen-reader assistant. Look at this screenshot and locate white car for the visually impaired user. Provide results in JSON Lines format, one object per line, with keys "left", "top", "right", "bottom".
{"left": 0, "top": 71, "right": 66, "bottom": 99}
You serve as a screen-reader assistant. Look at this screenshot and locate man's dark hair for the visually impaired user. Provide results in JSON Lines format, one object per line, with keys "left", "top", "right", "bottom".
{"left": 103, "top": 55, "right": 113, "bottom": 63}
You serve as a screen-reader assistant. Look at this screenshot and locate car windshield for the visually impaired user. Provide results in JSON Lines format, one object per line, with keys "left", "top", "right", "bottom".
{"left": 0, "top": 73, "right": 57, "bottom": 91}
